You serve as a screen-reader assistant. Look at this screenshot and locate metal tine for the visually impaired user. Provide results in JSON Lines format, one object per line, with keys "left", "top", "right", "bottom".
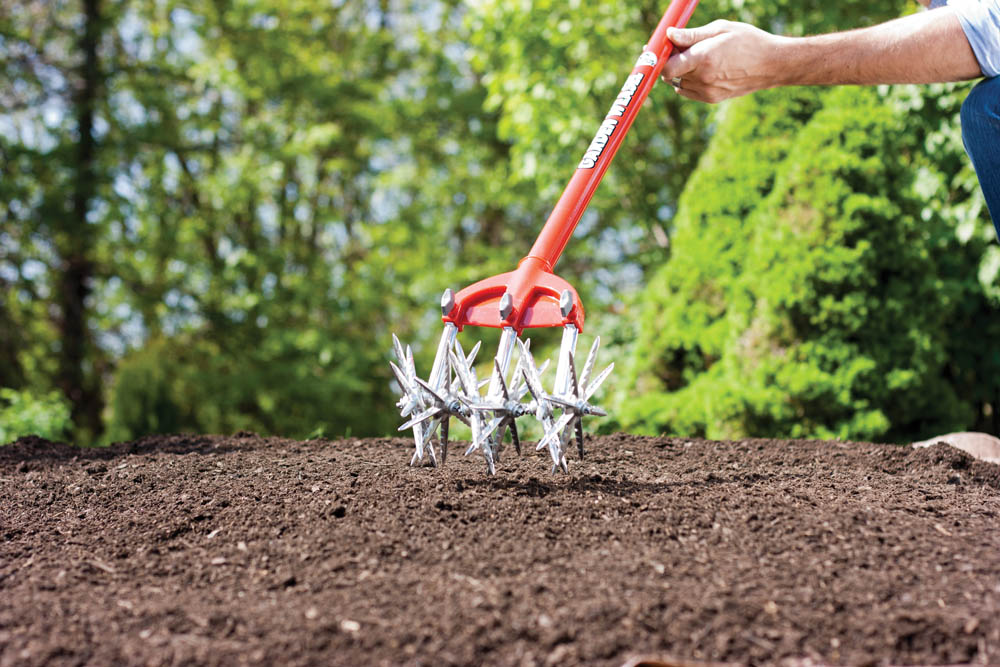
{"left": 450, "top": 339, "right": 496, "bottom": 471}
{"left": 414, "top": 376, "right": 447, "bottom": 406}
{"left": 398, "top": 406, "right": 441, "bottom": 432}
{"left": 568, "top": 350, "right": 580, "bottom": 397}
{"left": 466, "top": 416, "right": 501, "bottom": 455}
{"left": 575, "top": 419, "right": 585, "bottom": 460}
{"left": 404, "top": 344, "right": 417, "bottom": 381}
{"left": 579, "top": 337, "right": 601, "bottom": 391}
{"left": 389, "top": 361, "right": 409, "bottom": 391}
{"left": 440, "top": 419, "right": 449, "bottom": 464}
{"left": 392, "top": 333, "right": 407, "bottom": 369}
{"left": 538, "top": 411, "right": 574, "bottom": 453}
{"left": 510, "top": 420, "right": 521, "bottom": 455}
{"left": 405, "top": 343, "right": 429, "bottom": 464}
{"left": 465, "top": 339, "right": 482, "bottom": 368}
{"left": 546, "top": 395, "right": 576, "bottom": 409}
{"left": 389, "top": 361, "right": 416, "bottom": 416}
{"left": 517, "top": 339, "right": 546, "bottom": 403}
{"left": 411, "top": 425, "right": 425, "bottom": 464}
{"left": 449, "top": 342, "right": 478, "bottom": 397}
{"left": 495, "top": 359, "right": 510, "bottom": 401}
{"left": 585, "top": 362, "right": 615, "bottom": 401}
{"left": 521, "top": 347, "right": 545, "bottom": 405}
{"left": 512, "top": 358, "right": 548, "bottom": 402}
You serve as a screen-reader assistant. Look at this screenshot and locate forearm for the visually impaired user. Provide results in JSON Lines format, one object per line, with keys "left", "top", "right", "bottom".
{"left": 776, "top": 8, "right": 982, "bottom": 86}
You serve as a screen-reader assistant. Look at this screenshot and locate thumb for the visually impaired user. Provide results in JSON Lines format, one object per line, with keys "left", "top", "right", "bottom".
{"left": 667, "top": 20, "right": 731, "bottom": 48}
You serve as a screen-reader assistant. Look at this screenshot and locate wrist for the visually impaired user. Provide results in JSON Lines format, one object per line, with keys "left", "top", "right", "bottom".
{"left": 770, "top": 35, "right": 811, "bottom": 87}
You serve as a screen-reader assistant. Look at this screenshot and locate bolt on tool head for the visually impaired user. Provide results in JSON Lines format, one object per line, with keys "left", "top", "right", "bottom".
{"left": 390, "top": 0, "right": 701, "bottom": 474}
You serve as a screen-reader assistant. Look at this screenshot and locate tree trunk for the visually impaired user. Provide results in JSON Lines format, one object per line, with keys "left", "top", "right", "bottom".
{"left": 57, "top": 0, "right": 103, "bottom": 439}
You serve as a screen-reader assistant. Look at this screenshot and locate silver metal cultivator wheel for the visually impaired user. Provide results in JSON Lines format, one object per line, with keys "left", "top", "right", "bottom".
{"left": 390, "top": 291, "right": 613, "bottom": 475}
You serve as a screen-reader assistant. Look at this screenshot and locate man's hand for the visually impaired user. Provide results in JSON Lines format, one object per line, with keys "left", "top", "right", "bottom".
{"left": 660, "top": 20, "right": 788, "bottom": 103}
{"left": 661, "top": 10, "right": 980, "bottom": 105}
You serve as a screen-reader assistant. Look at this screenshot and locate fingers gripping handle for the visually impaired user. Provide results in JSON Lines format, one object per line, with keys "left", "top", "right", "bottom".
{"left": 525, "top": 0, "right": 700, "bottom": 270}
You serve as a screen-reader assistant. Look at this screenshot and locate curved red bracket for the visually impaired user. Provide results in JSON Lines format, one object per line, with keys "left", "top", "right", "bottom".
{"left": 442, "top": 256, "right": 584, "bottom": 335}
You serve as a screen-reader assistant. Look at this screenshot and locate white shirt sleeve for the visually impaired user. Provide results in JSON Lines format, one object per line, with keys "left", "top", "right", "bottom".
{"left": 947, "top": 0, "right": 1000, "bottom": 77}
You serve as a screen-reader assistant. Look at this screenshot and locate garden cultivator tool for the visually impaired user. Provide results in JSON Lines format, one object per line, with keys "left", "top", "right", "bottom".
{"left": 391, "top": 0, "right": 700, "bottom": 474}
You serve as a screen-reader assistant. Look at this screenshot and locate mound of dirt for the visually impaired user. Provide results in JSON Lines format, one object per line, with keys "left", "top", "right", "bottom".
{"left": 2, "top": 433, "right": 998, "bottom": 666}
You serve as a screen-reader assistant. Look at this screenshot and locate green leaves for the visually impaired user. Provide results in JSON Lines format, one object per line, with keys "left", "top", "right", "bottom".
{"left": 4, "top": 0, "right": 995, "bottom": 443}
{"left": 624, "top": 84, "right": 997, "bottom": 442}
{"left": 0, "top": 388, "right": 73, "bottom": 445}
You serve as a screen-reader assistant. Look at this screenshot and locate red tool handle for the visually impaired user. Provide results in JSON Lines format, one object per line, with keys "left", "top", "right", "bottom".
{"left": 528, "top": 0, "right": 700, "bottom": 271}
{"left": 444, "top": 0, "right": 700, "bottom": 334}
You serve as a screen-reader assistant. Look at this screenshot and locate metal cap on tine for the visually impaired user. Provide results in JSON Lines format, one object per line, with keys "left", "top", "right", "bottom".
{"left": 559, "top": 289, "right": 573, "bottom": 318}
{"left": 441, "top": 288, "right": 456, "bottom": 317}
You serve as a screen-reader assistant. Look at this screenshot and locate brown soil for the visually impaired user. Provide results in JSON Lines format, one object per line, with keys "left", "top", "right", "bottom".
{"left": 2, "top": 433, "right": 999, "bottom": 666}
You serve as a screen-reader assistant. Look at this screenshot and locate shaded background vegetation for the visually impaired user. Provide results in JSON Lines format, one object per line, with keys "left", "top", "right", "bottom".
{"left": 1, "top": 0, "right": 996, "bottom": 445}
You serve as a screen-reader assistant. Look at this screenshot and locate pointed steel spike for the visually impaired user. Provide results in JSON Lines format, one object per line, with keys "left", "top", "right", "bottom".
{"left": 546, "top": 395, "right": 576, "bottom": 409}
{"left": 496, "top": 421, "right": 509, "bottom": 452}
{"left": 588, "top": 405, "right": 608, "bottom": 417}
{"left": 427, "top": 441, "right": 438, "bottom": 467}
{"left": 392, "top": 333, "right": 406, "bottom": 364}
{"left": 398, "top": 406, "right": 441, "bottom": 431}
{"left": 538, "top": 412, "right": 574, "bottom": 452}
{"left": 440, "top": 418, "right": 449, "bottom": 464}
{"left": 413, "top": 376, "right": 447, "bottom": 405}
{"left": 510, "top": 420, "right": 521, "bottom": 456}
{"left": 452, "top": 345, "right": 480, "bottom": 395}
{"left": 410, "top": 451, "right": 419, "bottom": 466}
{"left": 575, "top": 419, "right": 585, "bottom": 460}
{"left": 494, "top": 360, "right": 510, "bottom": 401}
{"left": 473, "top": 416, "right": 504, "bottom": 451}
{"left": 568, "top": 350, "right": 580, "bottom": 397}
{"left": 559, "top": 455, "right": 569, "bottom": 474}
{"left": 522, "top": 368, "right": 541, "bottom": 402}
{"left": 413, "top": 420, "right": 426, "bottom": 460}
{"left": 466, "top": 339, "right": 482, "bottom": 366}
{"left": 404, "top": 344, "right": 415, "bottom": 373}
{"left": 389, "top": 361, "right": 410, "bottom": 391}
{"left": 517, "top": 340, "right": 547, "bottom": 401}
{"left": 484, "top": 446, "right": 496, "bottom": 475}
{"left": 580, "top": 337, "right": 601, "bottom": 390}
{"left": 585, "top": 363, "right": 615, "bottom": 401}
{"left": 423, "top": 414, "right": 442, "bottom": 443}
{"left": 448, "top": 349, "right": 474, "bottom": 395}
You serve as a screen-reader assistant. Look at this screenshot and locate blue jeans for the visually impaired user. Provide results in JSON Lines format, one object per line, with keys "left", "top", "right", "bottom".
{"left": 961, "top": 77, "right": 1000, "bottom": 239}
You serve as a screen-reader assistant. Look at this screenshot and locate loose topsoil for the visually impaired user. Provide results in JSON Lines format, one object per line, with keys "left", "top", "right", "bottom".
{"left": 2, "top": 433, "right": 999, "bottom": 667}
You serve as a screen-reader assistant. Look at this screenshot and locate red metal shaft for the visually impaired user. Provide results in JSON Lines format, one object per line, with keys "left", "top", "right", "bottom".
{"left": 525, "top": 0, "right": 700, "bottom": 272}
{"left": 444, "top": 0, "right": 700, "bottom": 334}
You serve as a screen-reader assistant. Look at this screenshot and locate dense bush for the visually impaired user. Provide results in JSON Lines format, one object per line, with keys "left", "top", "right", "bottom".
{"left": 106, "top": 330, "right": 395, "bottom": 443}
{"left": 0, "top": 388, "right": 73, "bottom": 444}
{"left": 622, "top": 86, "right": 1000, "bottom": 442}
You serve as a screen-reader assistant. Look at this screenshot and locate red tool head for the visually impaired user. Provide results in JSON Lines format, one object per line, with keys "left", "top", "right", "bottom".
{"left": 441, "top": 255, "right": 584, "bottom": 335}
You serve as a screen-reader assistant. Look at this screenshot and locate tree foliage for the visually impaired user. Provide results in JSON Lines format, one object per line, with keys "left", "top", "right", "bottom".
{"left": 1, "top": 0, "right": 996, "bottom": 443}
{"left": 623, "top": 85, "right": 999, "bottom": 442}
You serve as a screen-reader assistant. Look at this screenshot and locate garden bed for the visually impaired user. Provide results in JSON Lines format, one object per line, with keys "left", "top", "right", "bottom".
{"left": 2, "top": 433, "right": 999, "bottom": 666}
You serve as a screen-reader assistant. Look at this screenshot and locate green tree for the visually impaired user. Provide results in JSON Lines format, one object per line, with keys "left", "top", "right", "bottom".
{"left": 623, "top": 85, "right": 999, "bottom": 442}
